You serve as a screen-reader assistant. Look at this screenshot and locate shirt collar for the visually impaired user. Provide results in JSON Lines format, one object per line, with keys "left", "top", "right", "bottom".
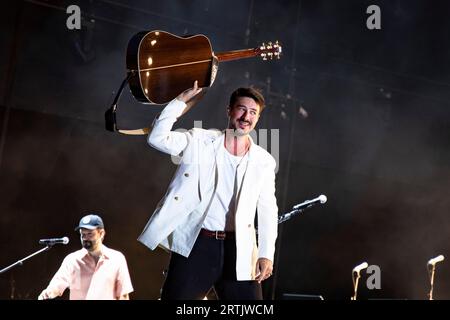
{"left": 79, "top": 244, "right": 110, "bottom": 260}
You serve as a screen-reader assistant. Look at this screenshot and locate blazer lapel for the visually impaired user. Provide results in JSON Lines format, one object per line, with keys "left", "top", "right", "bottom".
{"left": 235, "top": 136, "right": 257, "bottom": 214}
{"left": 198, "top": 132, "right": 224, "bottom": 199}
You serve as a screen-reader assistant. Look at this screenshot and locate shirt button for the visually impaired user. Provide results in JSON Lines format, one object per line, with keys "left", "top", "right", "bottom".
{"left": 174, "top": 196, "right": 179, "bottom": 201}
{"left": 248, "top": 224, "right": 252, "bottom": 228}
{"left": 184, "top": 173, "right": 189, "bottom": 177}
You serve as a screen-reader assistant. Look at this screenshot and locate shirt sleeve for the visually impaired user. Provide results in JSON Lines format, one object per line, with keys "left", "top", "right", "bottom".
{"left": 147, "top": 98, "right": 191, "bottom": 156}
{"left": 44, "top": 255, "right": 73, "bottom": 298}
{"left": 115, "top": 254, "right": 134, "bottom": 299}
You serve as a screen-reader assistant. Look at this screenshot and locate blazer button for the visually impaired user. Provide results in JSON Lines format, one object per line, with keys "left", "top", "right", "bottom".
{"left": 184, "top": 173, "right": 189, "bottom": 177}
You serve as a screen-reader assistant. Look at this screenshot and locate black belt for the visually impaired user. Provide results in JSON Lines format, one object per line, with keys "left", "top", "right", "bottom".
{"left": 200, "top": 228, "right": 235, "bottom": 240}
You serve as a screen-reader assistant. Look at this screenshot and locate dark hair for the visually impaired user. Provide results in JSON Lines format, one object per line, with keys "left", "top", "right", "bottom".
{"left": 229, "top": 87, "right": 266, "bottom": 112}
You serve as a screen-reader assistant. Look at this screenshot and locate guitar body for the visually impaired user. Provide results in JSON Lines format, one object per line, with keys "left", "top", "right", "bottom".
{"left": 126, "top": 30, "right": 216, "bottom": 104}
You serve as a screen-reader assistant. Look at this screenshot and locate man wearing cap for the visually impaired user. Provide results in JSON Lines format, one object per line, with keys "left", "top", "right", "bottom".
{"left": 38, "top": 214, "right": 134, "bottom": 300}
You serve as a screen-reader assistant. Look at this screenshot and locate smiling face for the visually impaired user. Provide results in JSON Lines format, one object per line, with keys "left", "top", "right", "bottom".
{"left": 227, "top": 97, "right": 261, "bottom": 136}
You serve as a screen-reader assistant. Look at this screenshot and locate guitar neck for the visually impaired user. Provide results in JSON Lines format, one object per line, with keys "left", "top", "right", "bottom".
{"left": 215, "top": 48, "right": 259, "bottom": 62}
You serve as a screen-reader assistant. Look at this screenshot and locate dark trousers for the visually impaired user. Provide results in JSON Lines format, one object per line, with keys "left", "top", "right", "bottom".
{"left": 161, "top": 232, "right": 262, "bottom": 300}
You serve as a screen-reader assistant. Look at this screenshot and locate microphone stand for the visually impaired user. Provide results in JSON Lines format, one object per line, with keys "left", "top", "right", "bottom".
{"left": 256, "top": 207, "right": 309, "bottom": 235}
{"left": 0, "top": 246, "right": 52, "bottom": 274}
{"left": 277, "top": 208, "right": 305, "bottom": 224}
{"left": 428, "top": 264, "right": 437, "bottom": 300}
{"left": 351, "top": 270, "right": 362, "bottom": 300}
{"left": 277, "top": 197, "right": 326, "bottom": 224}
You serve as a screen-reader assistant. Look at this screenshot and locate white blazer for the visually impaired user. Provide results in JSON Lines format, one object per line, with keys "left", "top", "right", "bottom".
{"left": 138, "top": 99, "right": 278, "bottom": 280}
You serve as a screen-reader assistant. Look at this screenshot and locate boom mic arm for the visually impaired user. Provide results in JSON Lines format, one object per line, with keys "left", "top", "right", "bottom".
{"left": 278, "top": 195, "right": 327, "bottom": 224}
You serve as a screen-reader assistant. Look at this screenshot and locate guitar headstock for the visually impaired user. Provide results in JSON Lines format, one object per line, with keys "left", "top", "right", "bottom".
{"left": 258, "top": 41, "right": 282, "bottom": 60}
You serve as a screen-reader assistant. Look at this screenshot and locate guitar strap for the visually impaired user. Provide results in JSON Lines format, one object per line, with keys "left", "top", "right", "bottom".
{"left": 104, "top": 74, "right": 151, "bottom": 136}
{"left": 105, "top": 59, "right": 214, "bottom": 135}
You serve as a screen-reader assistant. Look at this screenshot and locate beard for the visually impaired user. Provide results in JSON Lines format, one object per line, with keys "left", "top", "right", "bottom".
{"left": 82, "top": 240, "right": 94, "bottom": 250}
{"left": 228, "top": 122, "right": 251, "bottom": 136}
{"left": 233, "top": 128, "right": 247, "bottom": 136}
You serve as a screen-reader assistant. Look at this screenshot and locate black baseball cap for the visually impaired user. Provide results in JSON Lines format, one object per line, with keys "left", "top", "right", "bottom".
{"left": 75, "top": 214, "right": 104, "bottom": 231}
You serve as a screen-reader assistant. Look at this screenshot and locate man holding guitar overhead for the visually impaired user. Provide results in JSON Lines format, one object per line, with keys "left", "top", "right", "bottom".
{"left": 138, "top": 81, "right": 278, "bottom": 300}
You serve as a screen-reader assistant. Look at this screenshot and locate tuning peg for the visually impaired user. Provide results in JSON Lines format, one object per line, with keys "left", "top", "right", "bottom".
{"left": 275, "top": 41, "right": 282, "bottom": 55}
{"left": 260, "top": 52, "right": 267, "bottom": 61}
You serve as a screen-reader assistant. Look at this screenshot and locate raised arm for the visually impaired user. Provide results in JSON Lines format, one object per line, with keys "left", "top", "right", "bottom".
{"left": 147, "top": 81, "right": 203, "bottom": 156}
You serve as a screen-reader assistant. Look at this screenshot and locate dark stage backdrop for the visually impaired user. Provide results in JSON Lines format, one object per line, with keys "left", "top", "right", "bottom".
{"left": 1, "top": 0, "right": 450, "bottom": 300}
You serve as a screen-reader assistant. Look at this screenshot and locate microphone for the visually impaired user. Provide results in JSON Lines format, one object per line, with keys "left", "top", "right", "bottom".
{"left": 293, "top": 194, "right": 327, "bottom": 210}
{"left": 39, "top": 237, "right": 69, "bottom": 246}
{"left": 352, "top": 262, "right": 369, "bottom": 273}
{"left": 428, "top": 255, "right": 445, "bottom": 266}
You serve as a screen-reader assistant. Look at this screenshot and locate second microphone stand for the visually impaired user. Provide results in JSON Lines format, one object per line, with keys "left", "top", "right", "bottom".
{"left": 351, "top": 269, "right": 362, "bottom": 300}
{"left": 428, "top": 263, "right": 440, "bottom": 300}
{"left": 0, "top": 246, "right": 52, "bottom": 275}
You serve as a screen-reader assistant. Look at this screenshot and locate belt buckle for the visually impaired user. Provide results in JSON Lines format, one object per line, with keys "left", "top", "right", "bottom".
{"left": 215, "top": 231, "right": 225, "bottom": 240}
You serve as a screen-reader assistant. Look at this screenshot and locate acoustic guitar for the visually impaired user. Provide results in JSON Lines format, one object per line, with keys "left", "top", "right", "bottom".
{"left": 126, "top": 30, "right": 282, "bottom": 105}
